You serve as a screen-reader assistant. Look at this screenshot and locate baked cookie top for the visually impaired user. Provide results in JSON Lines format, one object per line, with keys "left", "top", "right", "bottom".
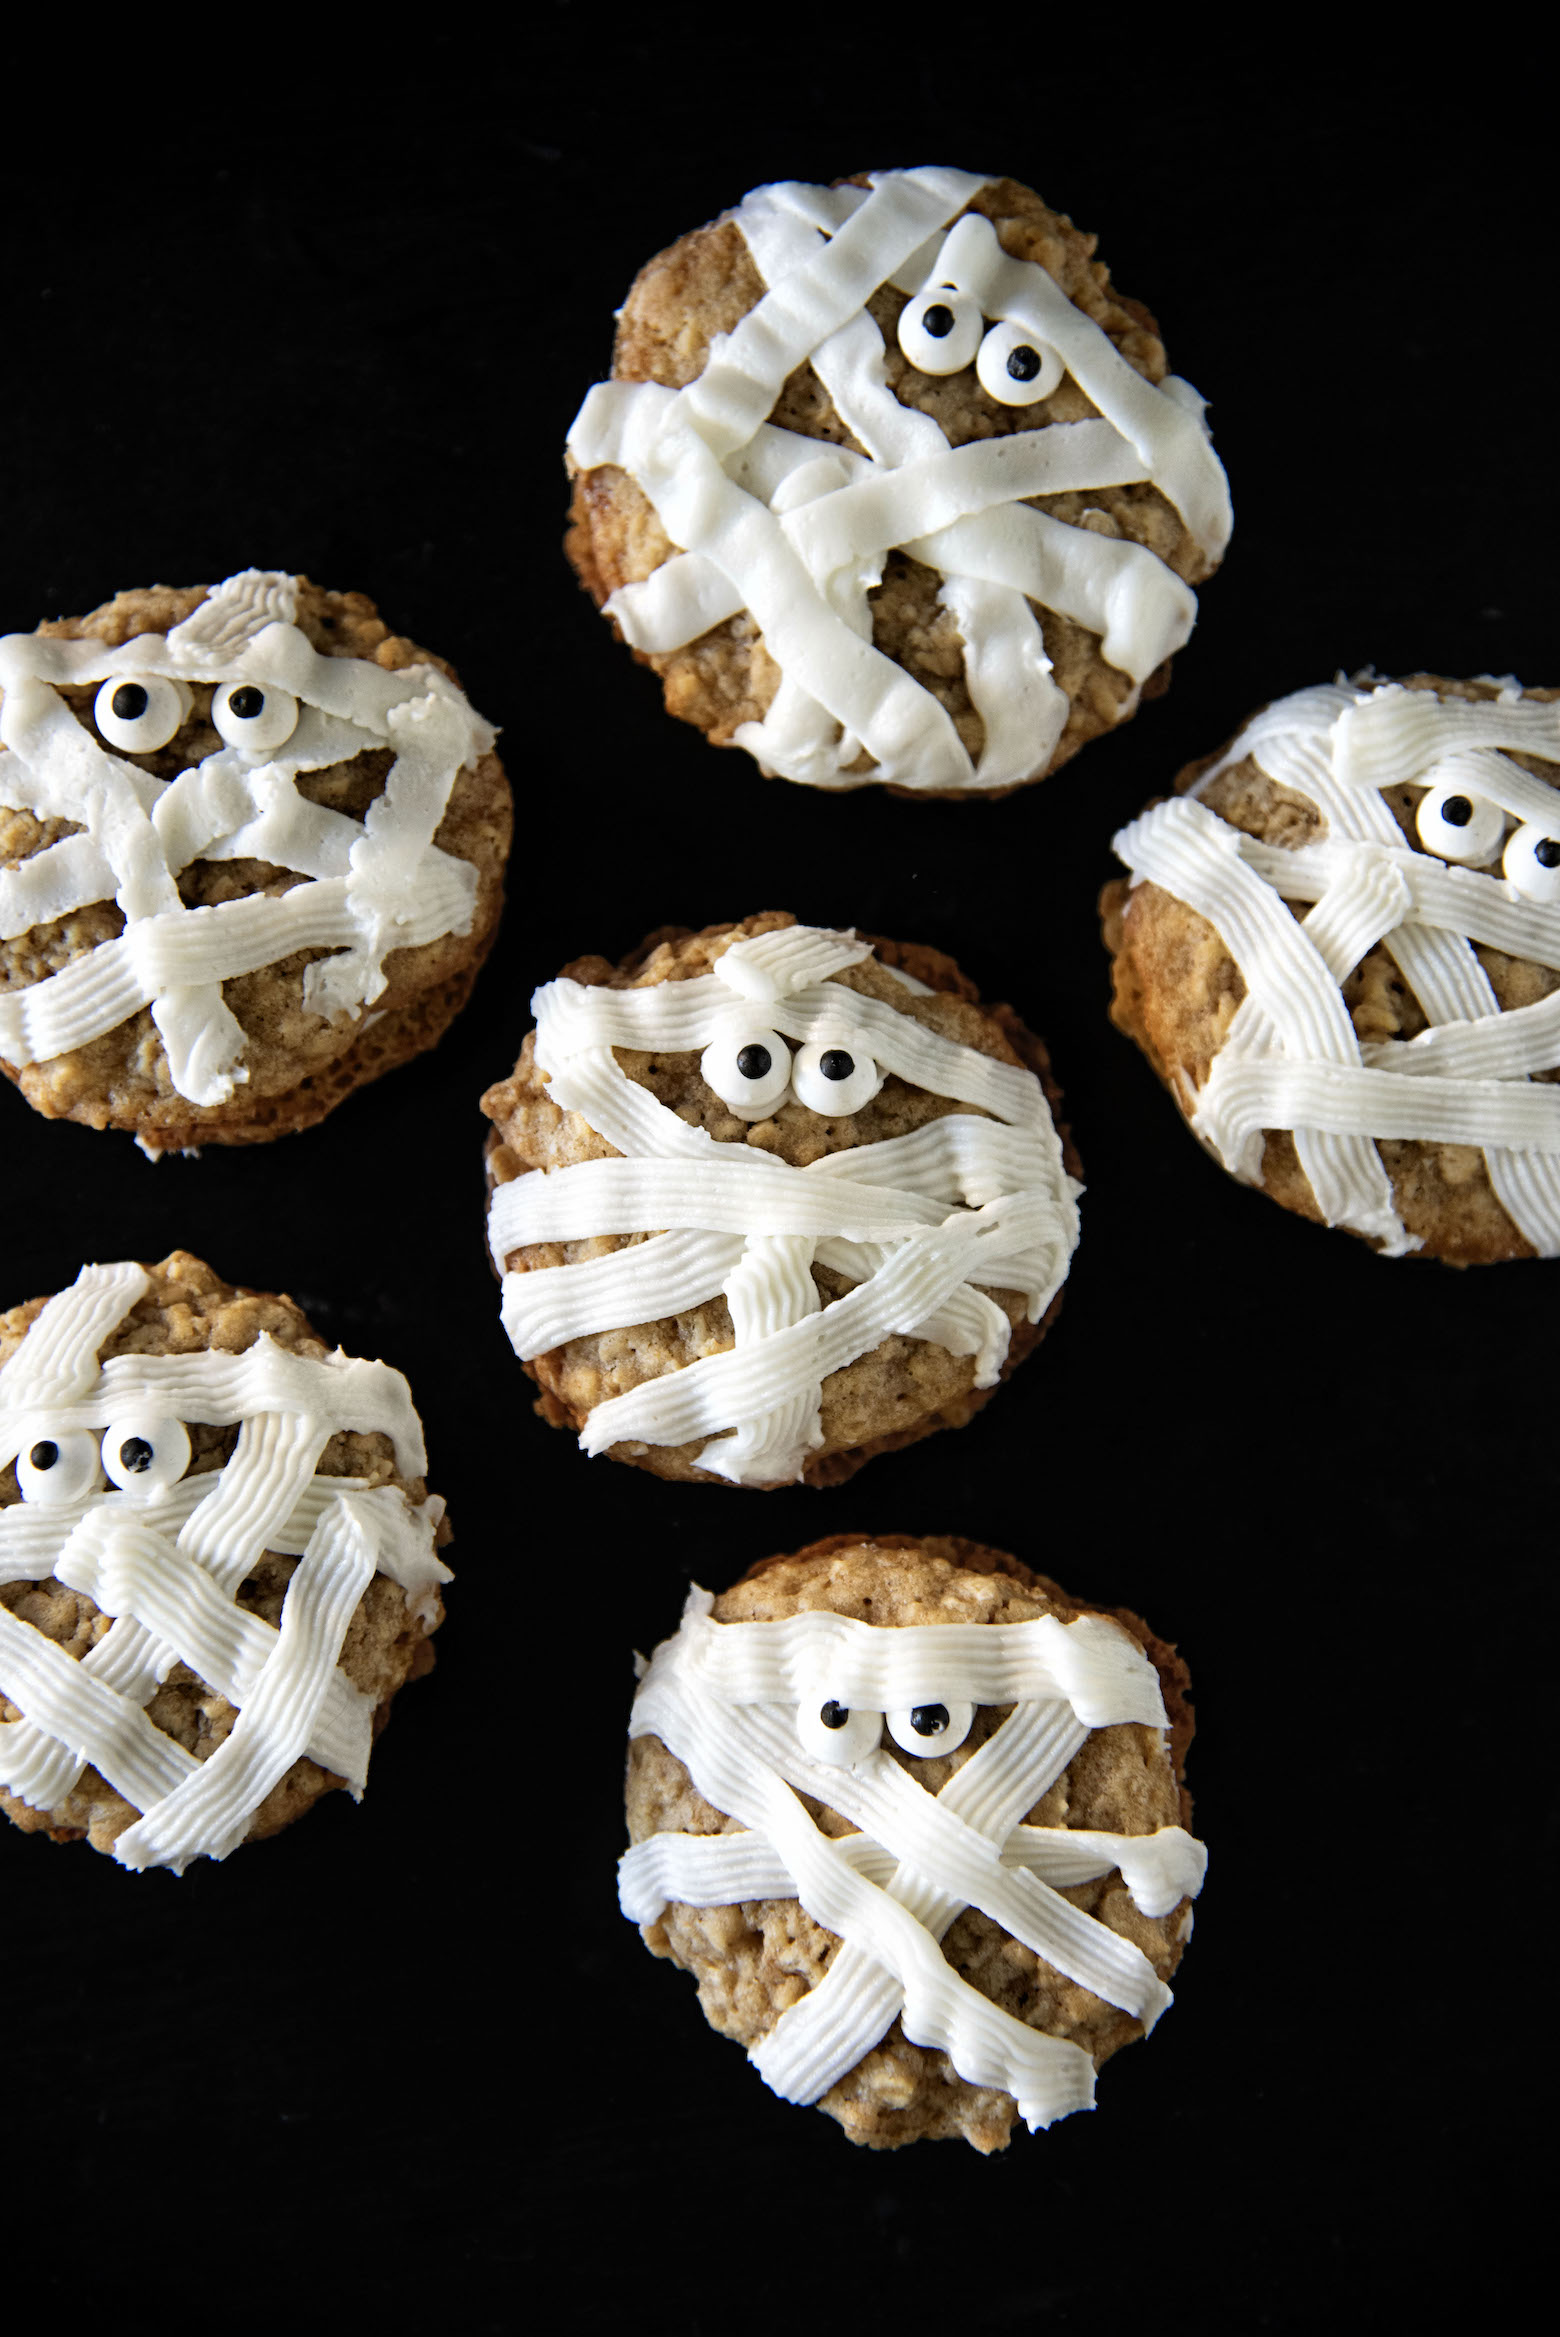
{"left": 0, "top": 1251, "right": 450, "bottom": 1867}
{"left": 565, "top": 167, "right": 1231, "bottom": 798}
{"left": 0, "top": 569, "right": 510, "bottom": 1144}
{"left": 482, "top": 913, "right": 1081, "bottom": 1486}
{"left": 1105, "top": 675, "right": 1560, "bottom": 1262}
{"left": 624, "top": 1535, "right": 1201, "bottom": 2152}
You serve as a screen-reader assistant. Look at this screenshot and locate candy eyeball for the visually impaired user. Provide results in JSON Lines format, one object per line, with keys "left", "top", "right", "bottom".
{"left": 791, "top": 1036, "right": 884, "bottom": 1117}
{"left": 887, "top": 1699, "right": 973, "bottom": 1757}
{"left": 101, "top": 1415, "right": 192, "bottom": 1498}
{"left": 211, "top": 681, "right": 300, "bottom": 753}
{"left": 15, "top": 1426, "right": 102, "bottom": 1506}
{"left": 93, "top": 674, "right": 188, "bottom": 754}
{"left": 1502, "top": 821, "right": 1560, "bottom": 903}
{"left": 1415, "top": 781, "right": 1505, "bottom": 865}
{"left": 975, "top": 320, "right": 1064, "bottom": 406}
{"left": 797, "top": 1696, "right": 882, "bottom": 1768}
{"left": 700, "top": 1026, "right": 793, "bottom": 1119}
{"left": 897, "top": 286, "right": 983, "bottom": 376}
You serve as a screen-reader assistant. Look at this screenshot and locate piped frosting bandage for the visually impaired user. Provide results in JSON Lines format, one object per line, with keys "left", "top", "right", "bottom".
{"left": 0, "top": 570, "right": 496, "bottom": 1106}
{"left": 623, "top": 1587, "right": 1205, "bottom": 2131}
{"left": 568, "top": 169, "right": 1231, "bottom": 792}
{"left": 487, "top": 924, "right": 1081, "bottom": 1485}
{"left": 0, "top": 1262, "right": 449, "bottom": 1871}
{"left": 1112, "top": 680, "right": 1560, "bottom": 1256}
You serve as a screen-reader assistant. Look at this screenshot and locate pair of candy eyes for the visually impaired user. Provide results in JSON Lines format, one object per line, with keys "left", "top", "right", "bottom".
{"left": 14, "top": 1418, "right": 192, "bottom": 1505}
{"left": 799, "top": 1696, "right": 973, "bottom": 1766}
{"left": 897, "top": 288, "right": 1064, "bottom": 407}
{"left": 1416, "top": 783, "right": 1560, "bottom": 898}
{"left": 700, "top": 1030, "right": 884, "bottom": 1120}
{"left": 92, "top": 676, "right": 301, "bottom": 755}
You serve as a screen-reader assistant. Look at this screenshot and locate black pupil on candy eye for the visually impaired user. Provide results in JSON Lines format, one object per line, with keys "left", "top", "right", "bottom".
{"left": 820, "top": 1049, "right": 854, "bottom": 1081}
{"left": 1443, "top": 796, "right": 1473, "bottom": 828}
{"left": 1007, "top": 345, "right": 1041, "bottom": 381}
{"left": 922, "top": 304, "right": 954, "bottom": 338}
{"left": 120, "top": 1436, "right": 154, "bottom": 1473}
{"left": 228, "top": 687, "right": 264, "bottom": 721}
{"left": 821, "top": 1701, "right": 850, "bottom": 1730}
{"left": 736, "top": 1044, "right": 771, "bottom": 1081}
{"left": 911, "top": 1703, "right": 949, "bottom": 1737}
{"left": 1536, "top": 839, "right": 1560, "bottom": 868}
{"left": 111, "top": 684, "right": 148, "bottom": 722}
{"left": 29, "top": 1441, "right": 58, "bottom": 1471}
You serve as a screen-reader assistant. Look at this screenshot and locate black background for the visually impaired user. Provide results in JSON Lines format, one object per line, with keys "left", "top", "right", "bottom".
{"left": 3, "top": 22, "right": 1549, "bottom": 2330}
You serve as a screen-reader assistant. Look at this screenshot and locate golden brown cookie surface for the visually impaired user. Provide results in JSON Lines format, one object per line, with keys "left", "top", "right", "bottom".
{"left": 0, "top": 1251, "right": 450, "bottom": 1863}
{"left": 0, "top": 572, "right": 512, "bottom": 1147}
{"left": 1104, "top": 675, "right": 1560, "bottom": 1264}
{"left": 565, "top": 169, "right": 1230, "bottom": 798}
{"left": 625, "top": 1534, "right": 1199, "bottom": 2152}
{"left": 482, "top": 912, "right": 1081, "bottom": 1486}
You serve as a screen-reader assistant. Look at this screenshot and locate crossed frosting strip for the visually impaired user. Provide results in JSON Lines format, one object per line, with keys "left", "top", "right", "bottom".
{"left": 568, "top": 170, "right": 1229, "bottom": 792}
{"left": 0, "top": 570, "right": 494, "bottom": 1105}
{"left": 490, "top": 925, "right": 1080, "bottom": 1483}
{"left": 623, "top": 1591, "right": 1203, "bottom": 2130}
{"left": 1113, "top": 683, "right": 1560, "bottom": 1255}
{"left": 0, "top": 1263, "right": 448, "bottom": 1869}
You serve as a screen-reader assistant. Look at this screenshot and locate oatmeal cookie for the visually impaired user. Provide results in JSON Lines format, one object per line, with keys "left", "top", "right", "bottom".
{"left": 0, "top": 568, "right": 511, "bottom": 1146}
{"left": 0, "top": 1250, "right": 451, "bottom": 1866}
{"left": 565, "top": 167, "right": 1231, "bottom": 798}
{"left": 1104, "top": 675, "right": 1560, "bottom": 1262}
{"left": 482, "top": 911, "right": 1081, "bottom": 1486}
{"left": 623, "top": 1533, "right": 1202, "bottom": 2151}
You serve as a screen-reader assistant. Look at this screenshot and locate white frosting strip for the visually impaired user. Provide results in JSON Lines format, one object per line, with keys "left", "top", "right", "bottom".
{"left": 1334, "top": 684, "right": 1560, "bottom": 791}
{"left": 910, "top": 504, "right": 1196, "bottom": 685}
{"left": 0, "top": 1262, "right": 444, "bottom": 1864}
{"left": 580, "top": 1198, "right": 1037, "bottom": 1455}
{"left": 55, "top": 1512, "right": 372, "bottom": 1786}
{"left": 0, "top": 1596, "right": 198, "bottom": 1812}
{"left": 112, "top": 1495, "right": 378, "bottom": 1871}
{"left": 663, "top": 1594, "right": 1166, "bottom": 1729}
{"left": 749, "top": 1696, "right": 1093, "bottom": 2104}
{"left": 492, "top": 930, "right": 1079, "bottom": 1483}
{"left": 568, "top": 170, "right": 1228, "bottom": 792}
{"left": 498, "top": 1230, "right": 744, "bottom": 1355}
{"left": 0, "top": 1331, "right": 426, "bottom": 1477}
{"left": 532, "top": 970, "right": 1050, "bottom": 1126}
{"left": 625, "top": 1587, "right": 1201, "bottom": 2129}
{"left": 0, "top": 1261, "right": 152, "bottom": 1404}
{"left": 1197, "top": 1053, "right": 1560, "bottom": 1153}
{"left": 0, "top": 569, "right": 494, "bottom": 1102}
{"left": 1113, "top": 679, "right": 1560, "bottom": 1254}
{"left": 1237, "top": 836, "right": 1560, "bottom": 971}
{"left": 492, "top": 1155, "right": 955, "bottom": 1244}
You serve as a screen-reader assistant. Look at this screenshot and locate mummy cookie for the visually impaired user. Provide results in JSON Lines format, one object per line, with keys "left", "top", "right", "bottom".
{"left": 625, "top": 1535, "right": 1202, "bottom": 2152}
{"left": 1104, "top": 676, "right": 1560, "bottom": 1262}
{"left": 0, "top": 1253, "right": 450, "bottom": 1867}
{"left": 566, "top": 168, "right": 1230, "bottom": 797}
{"left": 482, "top": 915, "right": 1081, "bottom": 1486}
{"left": 0, "top": 570, "right": 510, "bottom": 1146}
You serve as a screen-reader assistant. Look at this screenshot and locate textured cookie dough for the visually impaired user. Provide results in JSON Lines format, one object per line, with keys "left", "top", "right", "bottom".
{"left": 0, "top": 1251, "right": 449, "bottom": 1856}
{"left": 482, "top": 912, "right": 1080, "bottom": 1486}
{"left": 1102, "top": 676, "right": 1560, "bottom": 1263}
{"left": 566, "top": 173, "right": 1224, "bottom": 798}
{"left": 0, "top": 577, "right": 512, "bottom": 1146}
{"left": 626, "top": 1534, "right": 1196, "bottom": 2152}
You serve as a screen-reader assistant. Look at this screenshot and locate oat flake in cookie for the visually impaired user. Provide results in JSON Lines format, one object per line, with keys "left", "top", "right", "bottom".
{"left": 0, "top": 1253, "right": 451, "bottom": 1868}
{"left": 565, "top": 167, "right": 1231, "bottom": 797}
{"left": 0, "top": 569, "right": 511, "bottom": 1146}
{"left": 624, "top": 1535, "right": 1202, "bottom": 2151}
{"left": 1104, "top": 676, "right": 1560, "bottom": 1262}
{"left": 482, "top": 914, "right": 1081, "bottom": 1487}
